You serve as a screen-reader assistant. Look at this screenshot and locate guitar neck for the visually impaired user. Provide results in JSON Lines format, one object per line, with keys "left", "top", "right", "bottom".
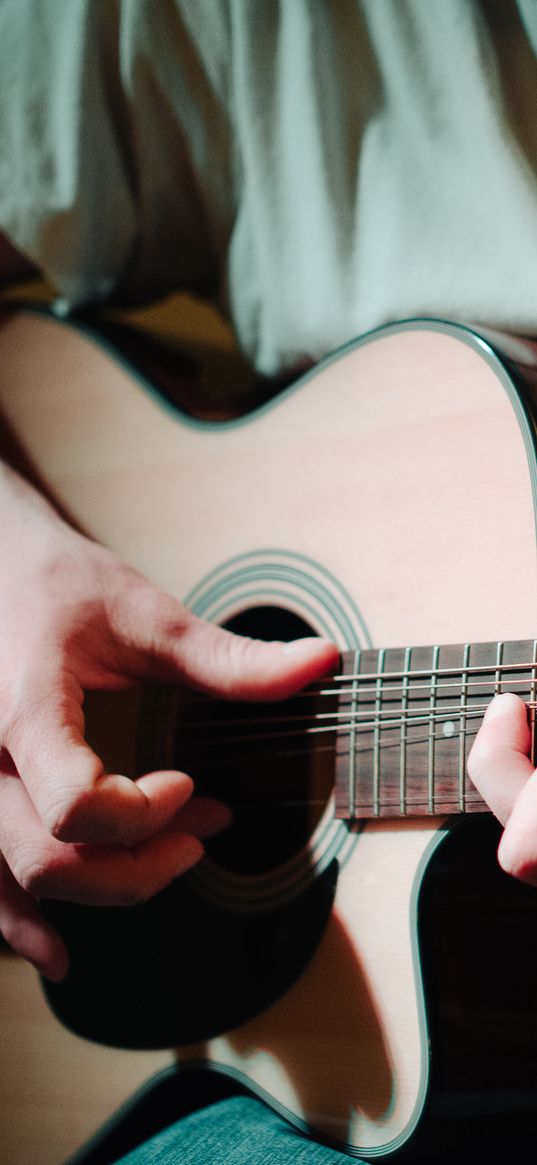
{"left": 334, "top": 637, "right": 537, "bottom": 820}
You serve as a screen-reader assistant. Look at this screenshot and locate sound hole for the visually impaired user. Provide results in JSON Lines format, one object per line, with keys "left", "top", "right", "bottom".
{"left": 173, "top": 606, "right": 337, "bottom": 876}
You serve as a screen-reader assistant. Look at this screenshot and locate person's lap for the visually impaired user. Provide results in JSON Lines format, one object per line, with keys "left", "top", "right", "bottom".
{"left": 114, "top": 1096, "right": 360, "bottom": 1164}
{"left": 114, "top": 1093, "right": 536, "bottom": 1165}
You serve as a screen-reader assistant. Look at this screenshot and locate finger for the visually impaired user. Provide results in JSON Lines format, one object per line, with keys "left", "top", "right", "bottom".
{"left": 46, "top": 768, "right": 196, "bottom": 846}
{"left": 5, "top": 681, "right": 195, "bottom": 844}
{"left": 111, "top": 589, "right": 340, "bottom": 700}
{"left": 172, "top": 796, "right": 233, "bottom": 838}
{"left": 467, "top": 695, "right": 537, "bottom": 885}
{"left": 0, "top": 772, "right": 204, "bottom": 906}
{"left": 467, "top": 693, "right": 532, "bottom": 824}
{"left": 498, "top": 769, "right": 537, "bottom": 885}
{"left": 176, "top": 624, "right": 340, "bottom": 700}
{"left": 0, "top": 855, "right": 68, "bottom": 981}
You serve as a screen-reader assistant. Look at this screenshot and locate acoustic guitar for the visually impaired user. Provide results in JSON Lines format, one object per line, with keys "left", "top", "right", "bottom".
{"left": 1, "top": 308, "right": 537, "bottom": 1160}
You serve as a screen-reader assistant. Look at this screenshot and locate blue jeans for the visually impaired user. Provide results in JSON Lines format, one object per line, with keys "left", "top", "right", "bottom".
{"left": 113, "top": 1093, "right": 537, "bottom": 1164}
{"left": 115, "top": 1097, "right": 360, "bottom": 1164}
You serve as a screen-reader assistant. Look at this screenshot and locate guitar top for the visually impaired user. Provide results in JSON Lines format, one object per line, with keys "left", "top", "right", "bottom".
{"left": 2, "top": 309, "right": 537, "bottom": 1159}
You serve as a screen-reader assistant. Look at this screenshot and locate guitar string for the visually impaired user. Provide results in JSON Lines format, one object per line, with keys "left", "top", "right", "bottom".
{"left": 252, "top": 723, "right": 481, "bottom": 762}
{"left": 312, "top": 675, "right": 534, "bottom": 698}
{"left": 140, "top": 693, "right": 536, "bottom": 746}
{"left": 164, "top": 663, "right": 537, "bottom": 707}
{"left": 171, "top": 688, "right": 534, "bottom": 731}
{"left": 134, "top": 664, "right": 537, "bottom": 752}
{"left": 187, "top": 725, "right": 486, "bottom": 810}
{"left": 311, "top": 659, "right": 537, "bottom": 686}
{"left": 175, "top": 705, "right": 518, "bottom": 750}
{"left": 181, "top": 723, "right": 484, "bottom": 810}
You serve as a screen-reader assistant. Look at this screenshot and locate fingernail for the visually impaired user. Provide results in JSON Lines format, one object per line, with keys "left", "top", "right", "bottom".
{"left": 281, "top": 637, "right": 329, "bottom": 654}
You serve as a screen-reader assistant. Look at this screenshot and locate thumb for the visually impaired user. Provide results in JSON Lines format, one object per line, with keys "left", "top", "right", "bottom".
{"left": 171, "top": 617, "right": 340, "bottom": 701}
{"left": 117, "top": 592, "right": 340, "bottom": 701}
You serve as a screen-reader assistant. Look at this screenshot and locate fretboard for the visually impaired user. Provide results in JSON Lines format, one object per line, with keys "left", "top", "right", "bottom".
{"left": 334, "top": 638, "right": 537, "bottom": 820}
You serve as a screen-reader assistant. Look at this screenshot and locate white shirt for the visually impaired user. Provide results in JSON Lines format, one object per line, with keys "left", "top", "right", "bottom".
{"left": 2, "top": 0, "right": 537, "bottom": 376}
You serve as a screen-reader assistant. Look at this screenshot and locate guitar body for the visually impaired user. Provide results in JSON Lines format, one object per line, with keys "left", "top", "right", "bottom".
{"left": 1, "top": 310, "right": 537, "bottom": 1158}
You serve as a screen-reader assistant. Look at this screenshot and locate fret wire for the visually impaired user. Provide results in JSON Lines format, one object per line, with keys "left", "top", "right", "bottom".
{"left": 459, "top": 644, "right": 470, "bottom": 812}
{"left": 495, "top": 641, "right": 504, "bottom": 696}
{"left": 531, "top": 642, "right": 537, "bottom": 766}
{"left": 347, "top": 648, "right": 360, "bottom": 818}
{"left": 400, "top": 648, "right": 411, "bottom": 815}
{"left": 428, "top": 646, "right": 439, "bottom": 814}
{"left": 373, "top": 649, "right": 385, "bottom": 816}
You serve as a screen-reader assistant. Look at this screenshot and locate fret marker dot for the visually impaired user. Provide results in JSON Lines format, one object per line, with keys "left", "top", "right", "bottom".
{"left": 443, "top": 720, "right": 455, "bottom": 738}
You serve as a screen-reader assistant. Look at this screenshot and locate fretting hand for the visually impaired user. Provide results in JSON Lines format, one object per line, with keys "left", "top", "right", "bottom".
{"left": 468, "top": 692, "right": 537, "bottom": 884}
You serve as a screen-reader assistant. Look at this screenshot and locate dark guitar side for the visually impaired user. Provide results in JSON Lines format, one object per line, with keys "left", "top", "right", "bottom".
{"left": 42, "top": 816, "right": 537, "bottom": 1161}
